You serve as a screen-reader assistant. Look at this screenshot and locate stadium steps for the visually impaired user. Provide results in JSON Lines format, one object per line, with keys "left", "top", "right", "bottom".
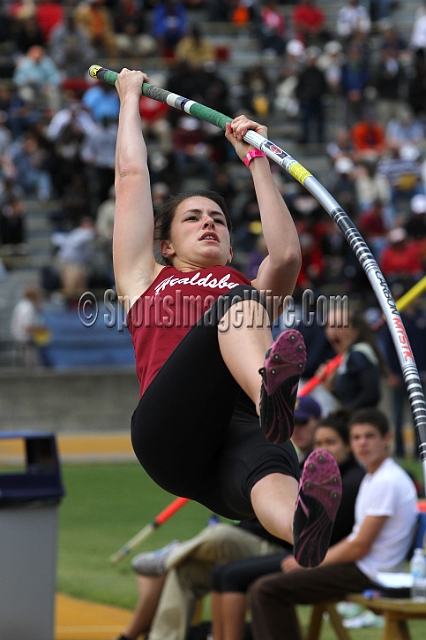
{"left": 41, "top": 304, "right": 135, "bottom": 370}
{"left": 1, "top": 0, "right": 420, "bottom": 370}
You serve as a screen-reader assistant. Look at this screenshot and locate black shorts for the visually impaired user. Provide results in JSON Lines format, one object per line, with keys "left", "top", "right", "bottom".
{"left": 131, "top": 285, "right": 299, "bottom": 520}
{"left": 211, "top": 553, "right": 288, "bottom": 593}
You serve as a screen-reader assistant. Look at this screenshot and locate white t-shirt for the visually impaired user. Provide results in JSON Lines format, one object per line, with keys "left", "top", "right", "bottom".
{"left": 52, "top": 227, "right": 96, "bottom": 265}
{"left": 349, "top": 457, "right": 417, "bottom": 581}
{"left": 411, "top": 15, "right": 426, "bottom": 49}
{"left": 336, "top": 6, "right": 371, "bottom": 37}
{"left": 10, "top": 299, "right": 37, "bottom": 343}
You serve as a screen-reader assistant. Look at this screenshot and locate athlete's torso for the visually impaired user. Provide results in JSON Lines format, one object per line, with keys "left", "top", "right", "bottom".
{"left": 127, "top": 264, "right": 251, "bottom": 396}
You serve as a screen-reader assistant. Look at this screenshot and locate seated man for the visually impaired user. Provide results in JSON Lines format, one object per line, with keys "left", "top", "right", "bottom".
{"left": 249, "top": 407, "right": 418, "bottom": 640}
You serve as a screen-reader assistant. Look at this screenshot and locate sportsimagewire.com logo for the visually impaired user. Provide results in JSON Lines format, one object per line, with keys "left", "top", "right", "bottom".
{"left": 78, "top": 288, "right": 349, "bottom": 332}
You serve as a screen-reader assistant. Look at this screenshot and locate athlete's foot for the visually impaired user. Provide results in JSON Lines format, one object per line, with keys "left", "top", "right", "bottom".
{"left": 293, "top": 449, "right": 342, "bottom": 568}
{"left": 259, "top": 329, "right": 307, "bottom": 444}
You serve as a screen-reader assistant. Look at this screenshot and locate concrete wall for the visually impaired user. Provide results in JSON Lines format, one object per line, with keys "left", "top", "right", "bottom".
{"left": 0, "top": 368, "right": 139, "bottom": 433}
{"left": 0, "top": 368, "right": 409, "bottom": 453}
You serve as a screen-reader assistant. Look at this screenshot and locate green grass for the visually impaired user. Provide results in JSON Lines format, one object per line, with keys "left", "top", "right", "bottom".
{"left": 399, "top": 458, "right": 425, "bottom": 490}
{"left": 58, "top": 462, "right": 228, "bottom": 609}
{"left": 58, "top": 460, "right": 426, "bottom": 638}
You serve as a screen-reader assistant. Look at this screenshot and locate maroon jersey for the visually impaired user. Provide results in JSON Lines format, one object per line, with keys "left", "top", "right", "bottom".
{"left": 127, "top": 265, "right": 251, "bottom": 396}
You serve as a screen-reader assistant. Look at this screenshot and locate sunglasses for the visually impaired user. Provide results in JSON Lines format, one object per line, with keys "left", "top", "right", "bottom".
{"left": 294, "top": 418, "right": 309, "bottom": 426}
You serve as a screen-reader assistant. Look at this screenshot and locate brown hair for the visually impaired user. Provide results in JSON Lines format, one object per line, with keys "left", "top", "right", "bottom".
{"left": 154, "top": 190, "right": 233, "bottom": 265}
{"left": 316, "top": 409, "right": 353, "bottom": 445}
{"left": 348, "top": 407, "right": 390, "bottom": 436}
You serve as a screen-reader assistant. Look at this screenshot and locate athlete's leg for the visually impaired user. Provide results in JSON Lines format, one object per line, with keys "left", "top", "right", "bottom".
{"left": 218, "top": 298, "right": 306, "bottom": 444}
{"left": 251, "top": 451, "right": 342, "bottom": 568}
{"left": 217, "top": 299, "right": 271, "bottom": 413}
{"left": 215, "top": 412, "right": 341, "bottom": 567}
{"left": 292, "top": 449, "right": 342, "bottom": 568}
{"left": 250, "top": 473, "right": 298, "bottom": 543}
{"left": 131, "top": 308, "right": 242, "bottom": 510}
{"left": 131, "top": 286, "right": 302, "bottom": 513}
{"left": 131, "top": 282, "right": 339, "bottom": 563}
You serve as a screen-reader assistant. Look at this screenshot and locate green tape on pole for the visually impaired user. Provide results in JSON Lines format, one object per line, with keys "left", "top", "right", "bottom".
{"left": 103, "top": 69, "right": 119, "bottom": 86}
{"left": 88, "top": 65, "right": 232, "bottom": 131}
{"left": 187, "top": 103, "right": 232, "bottom": 131}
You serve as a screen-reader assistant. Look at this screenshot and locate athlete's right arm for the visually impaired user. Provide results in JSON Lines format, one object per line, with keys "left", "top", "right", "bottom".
{"left": 113, "top": 69, "right": 163, "bottom": 307}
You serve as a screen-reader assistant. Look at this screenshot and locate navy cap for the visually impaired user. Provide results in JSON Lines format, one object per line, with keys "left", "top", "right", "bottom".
{"left": 294, "top": 396, "right": 322, "bottom": 421}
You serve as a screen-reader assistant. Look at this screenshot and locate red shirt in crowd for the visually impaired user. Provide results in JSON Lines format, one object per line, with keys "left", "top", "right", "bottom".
{"left": 351, "top": 120, "right": 386, "bottom": 155}
{"left": 139, "top": 96, "right": 170, "bottom": 123}
{"left": 36, "top": 1, "right": 64, "bottom": 42}
{"left": 380, "top": 240, "right": 423, "bottom": 277}
{"left": 292, "top": 1, "right": 325, "bottom": 39}
{"left": 359, "top": 206, "right": 387, "bottom": 238}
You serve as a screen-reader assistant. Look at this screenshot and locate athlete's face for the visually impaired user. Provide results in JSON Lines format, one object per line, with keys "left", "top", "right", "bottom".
{"left": 160, "top": 196, "right": 232, "bottom": 270}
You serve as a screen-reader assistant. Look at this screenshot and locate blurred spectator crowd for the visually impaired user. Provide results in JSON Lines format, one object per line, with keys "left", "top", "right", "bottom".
{"left": 0, "top": 0, "right": 425, "bottom": 311}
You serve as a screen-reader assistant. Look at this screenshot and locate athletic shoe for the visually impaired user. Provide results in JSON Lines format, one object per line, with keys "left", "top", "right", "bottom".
{"left": 131, "top": 540, "right": 179, "bottom": 576}
{"left": 259, "top": 329, "right": 307, "bottom": 444}
{"left": 293, "top": 449, "right": 342, "bottom": 568}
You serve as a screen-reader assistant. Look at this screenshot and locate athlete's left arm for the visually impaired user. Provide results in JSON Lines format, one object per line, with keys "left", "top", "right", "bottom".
{"left": 225, "top": 116, "right": 301, "bottom": 312}
{"left": 249, "top": 157, "right": 301, "bottom": 307}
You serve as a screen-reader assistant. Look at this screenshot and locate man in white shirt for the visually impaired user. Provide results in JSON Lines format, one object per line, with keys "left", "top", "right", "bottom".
{"left": 10, "top": 286, "right": 49, "bottom": 366}
{"left": 52, "top": 216, "right": 96, "bottom": 302}
{"left": 336, "top": 0, "right": 371, "bottom": 39}
{"left": 250, "top": 407, "right": 418, "bottom": 640}
{"left": 411, "top": 12, "right": 426, "bottom": 51}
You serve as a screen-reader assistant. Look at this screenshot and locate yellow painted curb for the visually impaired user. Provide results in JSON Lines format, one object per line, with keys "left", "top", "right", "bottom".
{"left": 58, "top": 433, "right": 133, "bottom": 455}
{"left": 0, "top": 432, "right": 136, "bottom": 465}
{"left": 57, "top": 433, "right": 136, "bottom": 462}
{"left": 56, "top": 593, "right": 132, "bottom": 640}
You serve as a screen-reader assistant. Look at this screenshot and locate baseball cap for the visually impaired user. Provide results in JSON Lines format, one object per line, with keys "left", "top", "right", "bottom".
{"left": 294, "top": 396, "right": 322, "bottom": 422}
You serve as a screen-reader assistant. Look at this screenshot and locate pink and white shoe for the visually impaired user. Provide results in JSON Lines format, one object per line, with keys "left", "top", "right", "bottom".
{"left": 259, "top": 329, "right": 307, "bottom": 444}
{"left": 293, "top": 449, "right": 342, "bottom": 568}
